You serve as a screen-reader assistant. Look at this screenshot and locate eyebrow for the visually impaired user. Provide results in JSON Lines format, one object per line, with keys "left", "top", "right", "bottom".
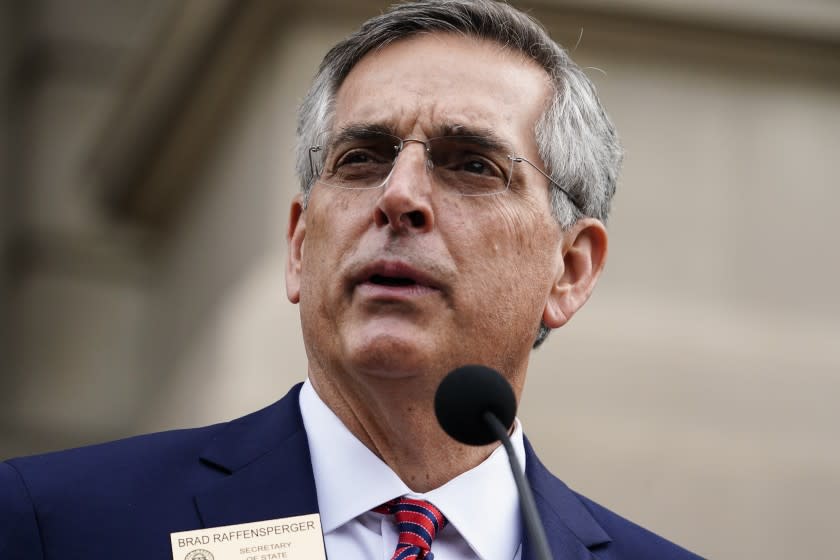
{"left": 331, "top": 123, "right": 395, "bottom": 145}
{"left": 437, "top": 122, "right": 514, "bottom": 153}
{"left": 330, "top": 121, "right": 515, "bottom": 153}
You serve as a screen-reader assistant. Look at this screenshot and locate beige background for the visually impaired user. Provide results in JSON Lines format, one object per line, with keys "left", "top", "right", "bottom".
{"left": 2, "top": 1, "right": 839, "bottom": 558}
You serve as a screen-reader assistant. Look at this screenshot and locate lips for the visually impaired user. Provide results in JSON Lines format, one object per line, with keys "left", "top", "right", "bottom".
{"left": 350, "top": 260, "right": 443, "bottom": 297}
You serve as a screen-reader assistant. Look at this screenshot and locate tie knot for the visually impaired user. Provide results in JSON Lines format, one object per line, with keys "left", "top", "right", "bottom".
{"left": 374, "top": 497, "right": 448, "bottom": 559}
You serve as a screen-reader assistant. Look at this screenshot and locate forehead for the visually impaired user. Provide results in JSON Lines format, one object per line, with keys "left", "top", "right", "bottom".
{"left": 332, "top": 33, "right": 551, "bottom": 148}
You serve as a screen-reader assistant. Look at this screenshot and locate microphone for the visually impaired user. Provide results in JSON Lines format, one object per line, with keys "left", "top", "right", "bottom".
{"left": 434, "top": 365, "right": 553, "bottom": 560}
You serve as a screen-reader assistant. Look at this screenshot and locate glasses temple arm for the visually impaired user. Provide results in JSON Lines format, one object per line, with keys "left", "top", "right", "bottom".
{"left": 510, "top": 156, "right": 584, "bottom": 215}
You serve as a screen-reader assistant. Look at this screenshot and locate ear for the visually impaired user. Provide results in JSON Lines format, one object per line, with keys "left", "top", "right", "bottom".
{"left": 543, "top": 218, "right": 608, "bottom": 328}
{"left": 285, "top": 194, "right": 306, "bottom": 304}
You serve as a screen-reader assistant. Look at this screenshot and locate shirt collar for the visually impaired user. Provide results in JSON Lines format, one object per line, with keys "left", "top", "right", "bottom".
{"left": 300, "top": 378, "right": 524, "bottom": 560}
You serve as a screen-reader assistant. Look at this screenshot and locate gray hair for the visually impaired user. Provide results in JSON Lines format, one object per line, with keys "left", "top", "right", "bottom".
{"left": 295, "top": 0, "right": 623, "bottom": 347}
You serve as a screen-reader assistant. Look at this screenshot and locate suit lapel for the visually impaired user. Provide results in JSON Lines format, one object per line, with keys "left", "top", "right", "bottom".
{"left": 189, "top": 386, "right": 612, "bottom": 559}
{"left": 523, "top": 438, "right": 612, "bottom": 560}
{"left": 193, "top": 384, "right": 320, "bottom": 528}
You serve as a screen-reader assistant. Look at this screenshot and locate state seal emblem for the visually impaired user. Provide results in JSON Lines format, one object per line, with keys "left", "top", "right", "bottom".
{"left": 185, "top": 549, "right": 214, "bottom": 560}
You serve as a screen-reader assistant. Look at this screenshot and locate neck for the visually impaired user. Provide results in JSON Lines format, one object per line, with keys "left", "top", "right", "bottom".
{"left": 309, "top": 369, "right": 499, "bottom": 493}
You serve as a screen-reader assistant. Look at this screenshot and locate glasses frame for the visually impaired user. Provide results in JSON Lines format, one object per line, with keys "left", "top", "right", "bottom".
{"left": 308, "top": 131, "right": 583, "bottom": 212}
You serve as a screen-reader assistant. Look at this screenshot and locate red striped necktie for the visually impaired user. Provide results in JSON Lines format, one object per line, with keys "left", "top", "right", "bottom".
{"left": 374, "top": 497, "right": 448, "bottom": 560}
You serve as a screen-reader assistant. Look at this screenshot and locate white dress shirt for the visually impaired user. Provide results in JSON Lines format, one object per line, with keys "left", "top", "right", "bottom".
{"left": 299, "top": 379, "right": 525, "bottom": 560}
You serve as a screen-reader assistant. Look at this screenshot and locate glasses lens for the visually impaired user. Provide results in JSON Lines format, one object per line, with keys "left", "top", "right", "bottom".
{"left": 310, "top": 131, "right": 513, "bottom": 195}
{"left": 313, "top": 130, "right": 400, "bottom": 189}
{"left": 429, "top": 137, "right": 511, "bottom": 196}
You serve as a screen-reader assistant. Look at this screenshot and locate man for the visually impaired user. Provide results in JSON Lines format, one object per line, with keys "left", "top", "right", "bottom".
{"left": 1, "top": 1, "right": 702, "bottom": 559}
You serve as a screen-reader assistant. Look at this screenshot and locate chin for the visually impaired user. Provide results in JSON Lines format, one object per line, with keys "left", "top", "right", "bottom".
{"left": 343, "top": 331, "right": 442, "bottom": 380}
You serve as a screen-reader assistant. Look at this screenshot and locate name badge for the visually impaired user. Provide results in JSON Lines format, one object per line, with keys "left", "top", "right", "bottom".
{"left": 170, "top": 514, "right": 327, "bottom": 560}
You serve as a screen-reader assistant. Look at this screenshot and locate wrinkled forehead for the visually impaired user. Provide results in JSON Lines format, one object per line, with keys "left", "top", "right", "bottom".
{"left": 331, "top": 33, "right": 552, "bottom": 151}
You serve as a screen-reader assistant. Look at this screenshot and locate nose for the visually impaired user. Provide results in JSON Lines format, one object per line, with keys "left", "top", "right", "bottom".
{"left": 373, "top": 141, "right": 435, "bottom": 233}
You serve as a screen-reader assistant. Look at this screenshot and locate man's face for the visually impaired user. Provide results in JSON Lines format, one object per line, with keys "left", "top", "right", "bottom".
{"left": 287, "top": 33, "right": 571, "bottom": 397}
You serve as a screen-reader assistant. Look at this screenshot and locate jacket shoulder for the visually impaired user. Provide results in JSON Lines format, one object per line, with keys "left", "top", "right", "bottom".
{"left": 7, "top": 422, "right": 224, "bottom": 488}
{"left": 0, "top": 461, "right": 44, "bottom": 558}
{"left": 3, "top": 383, "right": 305, "bottom": 496}
{"left": 574, "top": 492, "right": 705, "bottom": 559}
{"left": 0, "top": 388, "right": 305, "bottom": 559}
{"left": 0, "top": 423, "right": 226, "bottom": 560}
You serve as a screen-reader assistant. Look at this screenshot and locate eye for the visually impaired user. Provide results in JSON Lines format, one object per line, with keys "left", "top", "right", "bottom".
{"left": 330, "top": 139, "right": 397, "bottom": 170}
{"left": 460, "top": 157, "right": 495, "bottom": 176}
{"left": 335, "top": 149, "right": 378, "bottom": 167}
{"left": 430, "top": 137, "right": 507, "bottom": 180}
{"left": 447, "top": 151, "right": 505, "bottom": 181}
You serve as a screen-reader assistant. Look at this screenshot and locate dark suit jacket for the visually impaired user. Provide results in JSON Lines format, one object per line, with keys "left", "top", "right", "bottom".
{"left": 1, "top": 384, "right": 702, "bottom": 559}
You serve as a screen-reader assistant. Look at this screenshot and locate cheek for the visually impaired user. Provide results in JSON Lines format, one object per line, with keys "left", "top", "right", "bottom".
{"left": 297, "top": 199, "right": 349, "bottom": 312}
{"left": 482, "top": 197, "right": 559, "bottom": 272}
{"left": 302, "top": 193, "right": 365, "bottom": 263}
{"left": 450, "top": 200, "right": 560, "bottom": 319}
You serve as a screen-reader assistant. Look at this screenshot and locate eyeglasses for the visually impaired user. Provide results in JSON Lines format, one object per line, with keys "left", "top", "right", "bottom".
{"left": 308, "top": 128, "right": 581, "bottom": 208}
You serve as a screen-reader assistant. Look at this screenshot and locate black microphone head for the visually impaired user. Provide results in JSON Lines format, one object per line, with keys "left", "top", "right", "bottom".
{"left": 434, "top": 364, "right": 517, "bottom": 446}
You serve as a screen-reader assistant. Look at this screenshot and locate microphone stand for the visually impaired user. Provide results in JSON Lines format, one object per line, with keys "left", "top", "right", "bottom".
{"left": 484, "top": 411, "right": 553, "bottom": 560}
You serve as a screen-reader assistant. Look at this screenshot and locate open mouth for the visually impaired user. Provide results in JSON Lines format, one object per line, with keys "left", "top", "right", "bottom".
{"left": 351, "top": 261, "right": 441, "bottom": 298}
{"left": 368, "top": 274, "right": 417, "bottom": 287}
